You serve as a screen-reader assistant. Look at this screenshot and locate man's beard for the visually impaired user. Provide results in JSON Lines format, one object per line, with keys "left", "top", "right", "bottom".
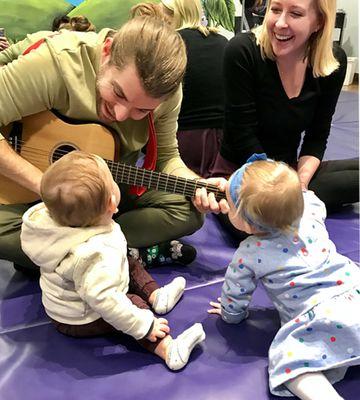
{"left": 95, "top": 76, "right": 102, "bottom": 120}
{"left": 95, "top": 65, "right": 109, "bottom": 122}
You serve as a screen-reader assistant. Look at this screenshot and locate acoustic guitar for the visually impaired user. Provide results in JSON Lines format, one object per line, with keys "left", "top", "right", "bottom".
{"left": 0, "top": 110, "right": 225, "bottom": 205}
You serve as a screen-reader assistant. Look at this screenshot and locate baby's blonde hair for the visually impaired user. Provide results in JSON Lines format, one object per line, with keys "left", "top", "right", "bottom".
{"left": 41, "top": 151, "right": 112, "bottom": 227}
{"left": 237, "top": 161, "right": 304, "bottom": 231}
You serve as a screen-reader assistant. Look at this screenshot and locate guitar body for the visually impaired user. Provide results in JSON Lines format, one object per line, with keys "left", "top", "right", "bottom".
{"left": 0, "top": 110, "right": 118, "bottom": 205}
{"left": 1, "top": 111, "right": 224, "bottom": 205}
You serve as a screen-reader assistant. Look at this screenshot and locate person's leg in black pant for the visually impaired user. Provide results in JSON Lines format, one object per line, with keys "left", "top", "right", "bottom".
{"left": 308, "top": 158, "right": 359, "bottom": 213}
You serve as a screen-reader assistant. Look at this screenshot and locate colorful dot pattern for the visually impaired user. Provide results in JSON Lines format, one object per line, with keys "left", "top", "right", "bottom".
{"left": 272, "top": 285, "right": 360, "bottom": 383}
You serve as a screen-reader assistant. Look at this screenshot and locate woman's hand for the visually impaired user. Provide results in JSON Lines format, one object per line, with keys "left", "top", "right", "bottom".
{"left": 297, "top": 155, "right": 321, "bottom": 190}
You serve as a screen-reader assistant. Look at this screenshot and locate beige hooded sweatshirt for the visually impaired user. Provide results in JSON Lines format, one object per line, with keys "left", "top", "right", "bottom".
{"left": 21, "top": 203, "right": 154, "bottom": 340}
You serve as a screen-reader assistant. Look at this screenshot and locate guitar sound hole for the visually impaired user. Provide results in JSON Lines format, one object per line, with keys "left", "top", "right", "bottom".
{"left": 51, "top": 144, "right": 79, "bottom": 164}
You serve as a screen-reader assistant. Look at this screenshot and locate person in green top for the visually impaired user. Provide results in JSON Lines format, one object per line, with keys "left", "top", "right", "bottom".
{"left": 0, "top": 16, "right": 229, "bottom": 273}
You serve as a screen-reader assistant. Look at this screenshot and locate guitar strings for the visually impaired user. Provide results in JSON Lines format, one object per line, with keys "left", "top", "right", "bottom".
{"left": 106, "top": 162, "right": 225, "bottom": 200}
{"left": 105, "top": 160, "right": 225, "bottom": 200}
{"left": 7, "top": 139, "right": 226, "bottom": 200}
{"left": 8, "top": 139, "right": 224, "bottom": 199}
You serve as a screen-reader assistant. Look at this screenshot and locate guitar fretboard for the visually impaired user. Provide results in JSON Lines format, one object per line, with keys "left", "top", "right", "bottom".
{"left": 6, "top": 135, "right": 225, "bottom": 201}
{"left": 106, "top": 161, "right": 226, "bottom": 201}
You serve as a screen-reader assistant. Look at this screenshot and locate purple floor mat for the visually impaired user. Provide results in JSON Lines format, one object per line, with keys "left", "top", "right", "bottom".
{"left": 0, "top": 90, "right": 359, "bottom": 399}
{"left": 1, "top": 282, "right": 359, "bottom": 400}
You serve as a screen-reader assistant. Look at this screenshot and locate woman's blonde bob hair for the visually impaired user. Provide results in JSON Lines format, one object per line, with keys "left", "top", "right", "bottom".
{"left": 131, "top": 3, "right": 172, "bottom": 25}
{"left": 161, "top": 0, "right": 218, "bottom": 36}
{"left": 253, "top": 0, "right": 339, "bottom": 77}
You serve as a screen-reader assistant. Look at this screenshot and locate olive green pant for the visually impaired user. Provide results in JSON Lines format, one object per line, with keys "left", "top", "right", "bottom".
{"left": 0, "top": 188, "right": 204, "bottom": 269}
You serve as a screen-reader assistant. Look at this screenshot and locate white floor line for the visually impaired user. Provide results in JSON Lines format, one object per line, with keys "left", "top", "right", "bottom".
{"left": 185, "top": 277, "right": 225, "bottom": 291}
{"left": 0, "top": 319, "right": 50, "bottom": 334}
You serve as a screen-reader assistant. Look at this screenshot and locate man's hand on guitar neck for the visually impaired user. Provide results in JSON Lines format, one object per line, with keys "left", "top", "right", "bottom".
{"left": 192, "top": 177, "right": 229, "bottom": 215}
{"left": 168, "top": 166, "right": 229, "bottom": 215}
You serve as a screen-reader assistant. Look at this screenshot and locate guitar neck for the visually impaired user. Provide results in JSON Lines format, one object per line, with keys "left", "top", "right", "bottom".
{"left": 106, "top": 161, "right": 226, "bottom": 201}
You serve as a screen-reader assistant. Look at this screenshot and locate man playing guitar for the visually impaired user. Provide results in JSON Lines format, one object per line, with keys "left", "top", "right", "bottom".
{"left": 0, "top": 16, "right": 228, "bottom": 272}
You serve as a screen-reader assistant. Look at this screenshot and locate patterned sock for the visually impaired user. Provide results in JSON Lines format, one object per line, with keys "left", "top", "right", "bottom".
{"left": 166, "top": 323, "right": 206, "bottom": 371}
{"left": 128, "top": 240, "right": 197, "bottom": 268}
{"left": 152, "top": 276, "right": 186, "bottom": 314}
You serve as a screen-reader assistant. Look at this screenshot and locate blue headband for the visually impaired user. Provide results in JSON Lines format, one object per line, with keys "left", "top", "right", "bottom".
{"left": 229, "top": 153, "right": 277, "bottom": 233}
{"left": 229, "top": 153, "right": 268, "bottom": 206}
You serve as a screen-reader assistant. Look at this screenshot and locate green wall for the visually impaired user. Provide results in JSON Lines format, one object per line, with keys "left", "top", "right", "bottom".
{"left": 68, "top": 0, "right": 156, "bottom": 31}
{"left": 0, "top": 0, "right": 73, "bottom": 42}
{"left": 0, "top": 0, "right": 160, "bottom": 42}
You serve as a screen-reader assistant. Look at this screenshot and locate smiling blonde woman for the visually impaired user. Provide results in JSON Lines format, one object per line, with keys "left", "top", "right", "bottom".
{"left": 215, "top": 0, "right": 358, "bottom": 241}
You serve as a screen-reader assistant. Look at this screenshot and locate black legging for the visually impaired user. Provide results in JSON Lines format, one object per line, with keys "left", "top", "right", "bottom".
{"left": 308, "top": 158, "right": 359, "bottom": 212}
{"left": 217, "top": 158, "right": 359, "bottom": 241}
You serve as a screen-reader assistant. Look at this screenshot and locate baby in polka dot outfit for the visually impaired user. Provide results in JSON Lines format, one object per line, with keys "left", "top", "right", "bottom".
{"left": 208, "top": 153, "right": 360, "bottom": 400}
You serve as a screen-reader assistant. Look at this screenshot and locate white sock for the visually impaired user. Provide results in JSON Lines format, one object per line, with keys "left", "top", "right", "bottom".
{"left": 285, "top": 372, "right": 344, "bottom": 400}
{"left": 152, "top": 276, "right": 186, "bottom": 314}
{"left": 166, "top": 323, "right": 206, "bottom": 371}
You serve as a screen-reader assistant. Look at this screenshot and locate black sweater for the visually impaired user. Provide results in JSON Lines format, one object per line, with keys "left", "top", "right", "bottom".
{"left": 221, "top": 32, "right": 347, "bottom": 166}
{"left": 178, "top": 28, "right": 228, "bottom": 130}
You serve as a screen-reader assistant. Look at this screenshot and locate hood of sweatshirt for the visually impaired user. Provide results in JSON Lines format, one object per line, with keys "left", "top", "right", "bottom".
{"left": 21, "top": 202, "right": 114, "bottom": 272}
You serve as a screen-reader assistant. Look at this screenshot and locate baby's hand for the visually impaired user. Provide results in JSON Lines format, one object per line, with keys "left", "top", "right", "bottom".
{"left": 146, "top": 317, "right": 170, "bottom": 342}
{"left": 207, "top": 297, "right": 222, "bottom": 315}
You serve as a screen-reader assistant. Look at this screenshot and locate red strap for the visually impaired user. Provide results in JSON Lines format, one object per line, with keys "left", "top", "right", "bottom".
{"left": 22, "top": 33, "right": 59, "bottom": 55}
{"left": 22, "top": 38, "right": 46, "bottom": 55}
{"left": 129, "top": 112, "right": 157, "bottom": 196}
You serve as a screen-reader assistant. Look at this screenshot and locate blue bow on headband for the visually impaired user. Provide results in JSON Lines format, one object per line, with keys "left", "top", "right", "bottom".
{"left": 229, "top": 153, "right": 268, "bottom": 207}
{"left": 228, "top": 153, "right": 280, "bottom": 233}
